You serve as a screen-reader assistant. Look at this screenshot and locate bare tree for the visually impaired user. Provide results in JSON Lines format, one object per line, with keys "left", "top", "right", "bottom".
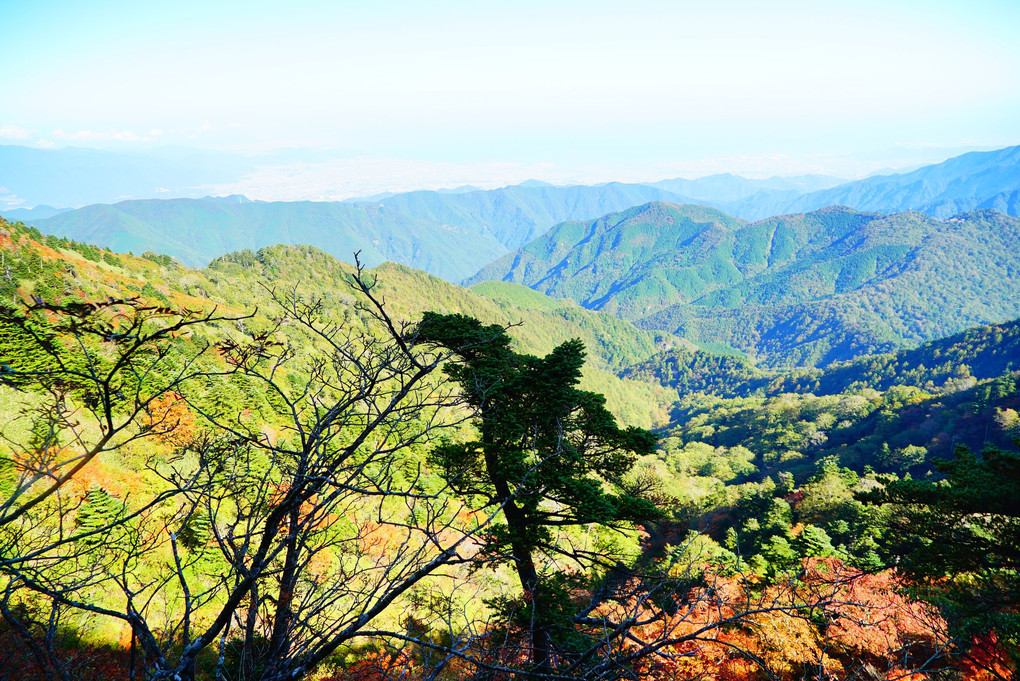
{"left": 0, "top": 259, "right": 507, "bottom": 680}
{"left": 0, "top": 296, "right": 245, "bottom": 679}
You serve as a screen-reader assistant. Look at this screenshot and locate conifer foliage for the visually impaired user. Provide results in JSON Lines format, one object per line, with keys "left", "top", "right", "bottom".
{"left": 865, "top": 445, "right": 1020, "bottom": 672}
{"left": 416, "top": 312, "right": 658, "bottom": 673}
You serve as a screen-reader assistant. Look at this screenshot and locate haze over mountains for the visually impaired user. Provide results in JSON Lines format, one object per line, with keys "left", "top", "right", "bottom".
{"left": 4, "top": 144, "right": 1018, "bottom": 368}
{"left": 769, "top": 145, "right": 1020, "bottom": 220}
{"left": 0, "top": 145, "right": 249, "bottom": 208}
{"left": 20, "top": 184, "right": 703, "bottom": 280}
{"left": 7, "top": 145, "right": 1018, "bottom": 280}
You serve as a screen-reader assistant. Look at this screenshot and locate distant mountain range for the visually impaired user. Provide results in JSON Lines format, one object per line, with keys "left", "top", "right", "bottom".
{"left": 2, "top": 144, "right": 1018, "bottom": 367}
{"left": 4, "top": 145, "right": 1017, "bottom": 280}
{"left": 4, "top": 144, "right": 1018, "bottom": 221}
{"left": 3, "top": 145, "right": 1016, "bottom": 282}
{"left": 773, "top": 145, "right": 1020, "bottom": 219}
{"left": 468, "top": 202, "right": 1020, "bottom": 367}
{"left": 1, "top": 205, "right": 71, "bottom": 222}
{"left": 19, "top": 184, "right": 716, "bottom": 279}
{"left": 642, "top": 146, "right": 1020, "bottom": 220}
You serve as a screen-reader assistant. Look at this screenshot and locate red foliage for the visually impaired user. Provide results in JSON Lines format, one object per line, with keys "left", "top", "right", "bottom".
{"left": 323, "top": 652, "right": 420, "bottom": 681}
{"left": 0, "top": 618, "right": 129, "bottom": 681}
{"left": 632, "top": 559, "right": 953, "bottom": 681}
{"left": 958, "top": 634, "right": 1015, "bottom": 681}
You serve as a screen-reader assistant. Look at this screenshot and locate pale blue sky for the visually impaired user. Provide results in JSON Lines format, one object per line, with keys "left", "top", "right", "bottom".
{"left": 2, "top": 0, "right": 1018, "bottom": 191}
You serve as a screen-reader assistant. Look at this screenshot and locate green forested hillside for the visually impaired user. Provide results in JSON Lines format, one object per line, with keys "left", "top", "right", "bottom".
{"left": 466, "top": 202, "right": 749, "bottom": 317}
{"left": 663, "top": 371, "right": 1019, "bottom": 482}
{"left": 617, "top": 316, "right": 1020, "bottom": 488}
{"left": 471, "top": 202, "right": 1020, "bottom": 367}
{"left": 623, "top": 318, "right": 1020, "bottom": 399}
{"left": 0, "top": 218, "right": 677, "bottom": 429}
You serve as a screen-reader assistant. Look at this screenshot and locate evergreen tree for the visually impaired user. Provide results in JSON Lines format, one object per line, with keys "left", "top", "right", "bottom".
{"left": 793, "top": 524, "right": 835, "bottom": 558}
{"left": 416, "top": 312, "right": 658, "bottom": 673}
{"left": 76, "top": 487, "right": 124, "bottom": 546}
{"left": 863, "top": 445, "right": 1020, "bottom": 666}
{"left": 178, "top": 508, "right": 213, "bottom": 552}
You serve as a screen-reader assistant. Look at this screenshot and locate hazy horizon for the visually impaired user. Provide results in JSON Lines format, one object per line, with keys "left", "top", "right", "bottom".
{"left": 2, "top": 0, "right": 1019, "bottom": 205}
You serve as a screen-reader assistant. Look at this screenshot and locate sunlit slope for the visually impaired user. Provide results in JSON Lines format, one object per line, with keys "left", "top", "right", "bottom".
{"left": 0, "top": 216, "right": 677, "bottom": 429}
{"left": 205, "top": 248, "right": 679, "bottom": 427}
{"left": 469, "top": 202, "right": 1020, "bottom": 367}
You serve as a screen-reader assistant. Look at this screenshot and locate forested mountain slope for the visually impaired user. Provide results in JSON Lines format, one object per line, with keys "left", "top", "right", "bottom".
{"left": 622, "top": 317, "right": 1020, "bottom": 399}
{"left": 470, "top": 202, "right": 1020, "bottom": 367}
{"left": 2, "top": 214, "right": 1018, "bottom": 680}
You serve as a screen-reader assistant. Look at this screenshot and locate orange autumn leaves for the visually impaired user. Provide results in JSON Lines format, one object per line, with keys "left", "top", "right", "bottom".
{"left": 144, "top": 391, "right": 197, "bottom": 447}
{"left": 632, "top": 558, "right": 1000, "bottom": 681}
{"left": 68, "top": 393, "right": 196, "bottom": 497}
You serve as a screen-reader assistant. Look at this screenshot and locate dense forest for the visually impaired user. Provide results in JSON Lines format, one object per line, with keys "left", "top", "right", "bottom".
{"left": 470, "top": 203, "right": 1020, "bottom": 367}
{"left": 0, "top": 215, "right": 1016, "bottom": 680}
{"left": 622, "top": 318, "right": 1020, "bottom": 398}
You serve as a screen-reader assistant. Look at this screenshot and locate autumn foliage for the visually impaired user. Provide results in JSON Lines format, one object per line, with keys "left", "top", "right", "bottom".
{"left": 145, "top": 391, "right": 197, "bottom": 447}
{"left": 628, "top": 558, "right": 1011, "bottom": 681}
{"left": 323, "top": 652, "right": 420, "bottom": 681}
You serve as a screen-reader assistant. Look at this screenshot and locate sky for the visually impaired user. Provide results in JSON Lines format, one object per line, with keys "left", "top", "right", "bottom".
{"left": 2, "top": 0, "right": 1019, "bottom": 199}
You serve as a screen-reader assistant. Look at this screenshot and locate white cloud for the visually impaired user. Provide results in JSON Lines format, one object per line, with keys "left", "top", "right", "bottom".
{"left": 0, "top": 124, "right": 32, "bottom": 140}
{"left": 198, "top": 154, "right": 879, "bottom": 203}
{"left": 1, "top": 194, "right": 26, "bottom": 210}
{"left": 192, "top": 145, "right": 976, "bottom": 203}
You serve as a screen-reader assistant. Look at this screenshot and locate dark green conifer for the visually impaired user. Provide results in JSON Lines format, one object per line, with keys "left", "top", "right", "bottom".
{"left": 76, "top": 487, "right": 124, "bottom": 546}
{"left": 415, "top": 312, "right": 658, "bottom": 674}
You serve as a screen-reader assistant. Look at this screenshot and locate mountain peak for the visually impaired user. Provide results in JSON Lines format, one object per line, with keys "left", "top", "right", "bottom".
{"left": 200, "top": 194, "right": 252, "bottom": 204}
